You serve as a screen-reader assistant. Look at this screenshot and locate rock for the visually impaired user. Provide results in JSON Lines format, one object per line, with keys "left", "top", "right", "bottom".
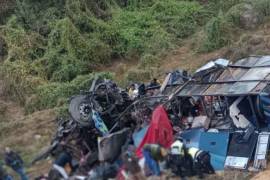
{"left": 239, "top": 4, "right": 261, "bottom": 29}
{"left": 34, "top": 134, "right": 42, "bottom": 140}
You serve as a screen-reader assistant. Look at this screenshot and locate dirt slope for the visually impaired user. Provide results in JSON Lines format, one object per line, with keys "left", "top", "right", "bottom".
{"left": 0, "top": 80, "right": 57, "bottom": 178}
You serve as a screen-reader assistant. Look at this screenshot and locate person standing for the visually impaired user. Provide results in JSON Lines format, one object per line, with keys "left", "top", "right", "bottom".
{"left": 4, "top": 147, "right": 28, "bottom": 180}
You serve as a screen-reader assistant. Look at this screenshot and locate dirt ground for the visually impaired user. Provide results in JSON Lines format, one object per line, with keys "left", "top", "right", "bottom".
{"left": 252, "top": 169, "right": 270, "bottom": 180}
{"left": 0, "top": 80, "right": 56, "bottom": 178}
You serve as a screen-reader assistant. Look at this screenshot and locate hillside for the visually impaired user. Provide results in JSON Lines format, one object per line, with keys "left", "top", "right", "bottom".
{"left": 1, "top": 0, "right": 270, "bottom": 178}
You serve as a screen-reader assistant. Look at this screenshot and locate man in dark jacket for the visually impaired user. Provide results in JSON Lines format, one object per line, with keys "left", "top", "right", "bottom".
{"left": 4, "top": 147, "right": 28, "bottom": 180}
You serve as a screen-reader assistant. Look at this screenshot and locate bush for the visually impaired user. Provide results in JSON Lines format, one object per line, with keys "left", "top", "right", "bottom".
{"left": 139, "top": 54, "right": 161, "bottom": 77}
{"left": 200, "top": 12, "right": 232, "bottom": 52}
{"left": 125, "top": 68, "right": 151, "bottom": 82}
{"left": 26, "top": 72, "right": 113, "bottom": 112}
{"left": 0, "top": 61, "right": 45, "bottom": 104}
{"left": 102, "top": 0, "right": 207, "bottom": 57}
{"left": 1, "top": 22, "right": 46, "bottom": 62}
{"left": 41, "top": 18, "right": 112, "bottom": 81}
{"left": 205, "top": 0, "right": 244, "bottom": 14}
{"left": 150, "top": 0, "right": 209, "bottom": 38}
{"left": 108, "top": 9, "right": 173, "bottom": 56}
{"left": 251, "top": 0, "right": 270, "bottom": 17}
{"left": 15, "top": 0, "right": 65, "bottom": 31}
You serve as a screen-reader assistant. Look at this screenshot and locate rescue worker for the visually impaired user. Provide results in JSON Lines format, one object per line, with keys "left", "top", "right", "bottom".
{"left": 143, "top": 144, "right": 168, "bottom": 161}
{"left": 168, "top": 140, "right": 193, "bottom": 177}
{"left": 142, "top": 144, "right": 168, "bottom": 176}
{"left": 4, "top": 147, "right": 28, "bottom": 180}
{"left": 169, "top": 140, "right": 214, "bottom": 178}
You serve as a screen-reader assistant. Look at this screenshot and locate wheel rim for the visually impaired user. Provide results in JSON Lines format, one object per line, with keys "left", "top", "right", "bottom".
{"left": 79, "top": 103, "right": 92, "bottom": 121}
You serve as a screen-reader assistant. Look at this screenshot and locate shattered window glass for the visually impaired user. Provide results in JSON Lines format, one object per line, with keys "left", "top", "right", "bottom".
{"left": 187, "top": 84, "right": 209, "bottom": 95}
{"left": 177, "top": 56, "right": 270, "bottom": 97}
{"left": 265, "top": 74, "right": 270, "bottom": 80}
{"left": 262, "top": 85, "right": 270, "bottom": 94}
{"left": 178, "top": 83, "right": 209, "bottom": 96}
{"left": 216, "top": 68, "right": 248, "bottom": 82}
{"left": 255, "top": 56, "right": 270, "bottom": 66}
{"left": 228, "top": 82, "right": 259, "bottom": 94}
{"left": 234, "top": 56, "right": 260, "bottom": 66}
{"left": 177, "top": 83, "right": 194, "bottom": 96}
{"left": 240, "top": 68, "right": 270, "bottom": 81}
{"left": 163, "top": 85, "right": 180, "bottom": 95}
{"left": 204, "top": 83, "right": 233, "bottom": 95}
{"left": 204, "top": 82, "right": 259, "bottom": 95}
{"left": 251, "top": 82, "right": 268, "bottom": 93}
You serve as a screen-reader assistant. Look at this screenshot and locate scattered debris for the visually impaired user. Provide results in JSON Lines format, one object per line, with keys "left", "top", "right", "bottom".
{"left": 32, "top": 55, "right": 270, "bottom": 179}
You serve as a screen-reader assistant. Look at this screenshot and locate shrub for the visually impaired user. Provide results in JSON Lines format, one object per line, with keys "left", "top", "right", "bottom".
{"left": 205, "top": 0, "right": 244, "bottom": 14}
{"left": 200, "top": 12, "right": 232, "bottom": 52}
{"left": 27, "top": 72, "right": 112, "bottom": 111}
{"left": 42, "top": 18, "right": 112, "bottom": 81}
{"left": 15, "top": 0, "right": 65, "bottom": 31}
{"left": 0, "top": 61, "right": 45, "bottom": 104}
{"left": 109, "top": 9, "right": 173, "bottom": 56}
{"left": 251, "top": 0, "right": 270, "bottom": 17}
{"left": 1, "top": 22, "right": 46, "bottom": 62}
{"left": 125, "top": 68, "right": 151, "bottom": 82}
{"left": 150, "top": 0, "right": 209, "bottom": 38}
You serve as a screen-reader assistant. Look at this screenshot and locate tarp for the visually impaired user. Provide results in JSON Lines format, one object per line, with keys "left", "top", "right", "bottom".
{"left": 132, "top": 126, "right": 149, "bottom": 147}
{"left": 136, "top": 105, "right": 173, "bottom": 157}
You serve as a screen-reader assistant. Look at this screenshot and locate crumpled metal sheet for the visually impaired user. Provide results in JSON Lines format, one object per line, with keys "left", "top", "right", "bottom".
{"left": 98, "top": 128, "right": 130, "bottom": 162}
{"left": 225, "top": 132, "right": 258, "bottom": 169}
{"left": 180, "top": 129, "right": 230, "bottom": 170}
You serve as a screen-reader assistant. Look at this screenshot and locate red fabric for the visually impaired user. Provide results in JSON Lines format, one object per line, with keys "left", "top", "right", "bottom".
{"left": 136, "top": 105, "right": 173, "bottom": 157}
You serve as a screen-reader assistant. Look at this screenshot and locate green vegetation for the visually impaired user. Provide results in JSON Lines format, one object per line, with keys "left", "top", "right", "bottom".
{"left": 199, "top": 12, "right": 233, "bottom": 52}
{"left": 0, "top": 0, "right": 270, "bottom": 113}
{"left": 197, "top": 0, "right": 270, "bottom": 52}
